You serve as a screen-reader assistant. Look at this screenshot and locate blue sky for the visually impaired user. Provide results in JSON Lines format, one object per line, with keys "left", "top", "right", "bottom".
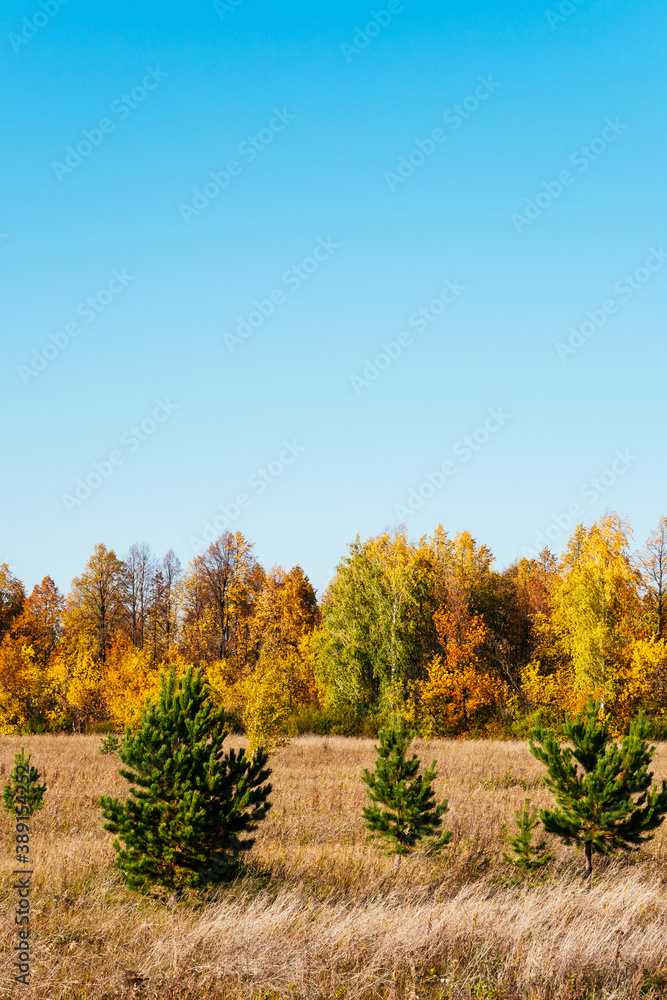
{"left": 2, "top": 0, "right": 665, "bottom": 597}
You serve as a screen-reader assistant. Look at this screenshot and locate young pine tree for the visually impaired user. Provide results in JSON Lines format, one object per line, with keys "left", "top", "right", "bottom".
{"left": 362, "top": 714, "right": 451, "bottom": 856}
{"left": 99, "top": 666, "right": 272, "bottom": 893}
{"left": 2, "top": 748, "right": 46, "bottom": 818}
{"left": 502, "top": 797, "right": 554, "bottom": 872}
{"left": 530, "top": 700, "right": 667, "bottom": 885}
{"left": 98, "top": 732, "right": 123, "bottom": 755}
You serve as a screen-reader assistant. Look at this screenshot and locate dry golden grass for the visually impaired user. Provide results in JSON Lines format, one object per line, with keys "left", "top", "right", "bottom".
{"left": 1, "top": 735, "right": 667, "bottom": 999}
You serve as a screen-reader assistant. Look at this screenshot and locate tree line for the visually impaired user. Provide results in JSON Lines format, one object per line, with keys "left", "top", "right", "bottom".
{"left": 2, "top": 510, "right": 667, "bottom": 740}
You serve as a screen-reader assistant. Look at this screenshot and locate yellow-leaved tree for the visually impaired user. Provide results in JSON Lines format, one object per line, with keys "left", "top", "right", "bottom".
{"left": 548, "top": 512, "right": 643, "bottom": 717}
{"left": 239, "top": 565, "right": 319, "bottom": 756}
{"left": 104, "top": 642, "right": 166, "bottom": 731}
{"left": 49, "top": 635, "right": 106, "bottom": 732}
{"left": 64, "top": 543, "right": 127, "bottom": 664}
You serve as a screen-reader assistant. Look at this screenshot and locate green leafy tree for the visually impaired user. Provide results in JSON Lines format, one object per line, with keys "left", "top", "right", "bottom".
{"left": 530, "top": 700, "right": 667, "bottom": 884}
{"left": 502, "top": 797, "right": 554, "bottom": 871}
{"left": 2, "top": 747, "right": 45, "bottom": 818}
{"left": 99, "top": 666, "right": 272, "bottom": 893}
{"left": 316, "top": 531, "right": 435, "bottom": 713}
{"left": 361, "top": 714, "right": 451, "bottom": 856}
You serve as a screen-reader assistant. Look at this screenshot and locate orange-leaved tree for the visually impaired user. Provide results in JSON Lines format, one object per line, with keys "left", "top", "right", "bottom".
{"left": 0, "top": 577, "right": 62, "bottom": 732}
{"left": 420, "top": 593, "right": 507, "bottom": 736}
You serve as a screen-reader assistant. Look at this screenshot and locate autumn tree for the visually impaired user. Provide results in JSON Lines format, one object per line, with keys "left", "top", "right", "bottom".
{"left": 64, "top": 544, "right": 126, "bottom": 664}
{"left": 638, "top": 517, "right": 667, "bottom": 639}
{"left": 179, "top": 533, "right": 264, "bottom": 678}
{"left": 123, "top": 543, "right": 157, "bottom": 650}
{"left": 0, "top": 565, "right": 25, "bottom": 642}
{"left": 0, "top": 577, "right": 64, "bottom": 731}
{"left": 420, "top": 594, "right": 507, "bottom": 736}
{"left": 104, "top": 646, "right": 167, "bottom": 731}
{"left": 423, "top": 530, "right": 527, "bottom": 708}
{"left": 12, "top": 577, "right": 63, "bottom": 664}
{"left": 449, "top": 531, "right": 541, "bottom": 704}
{"left": 230, "top": 565, "right": 320, "bottom": 752}
{"left": 146, "top": 550, "right": 181, "bottom": 661}
{"left": 421, "top": 525, "right": 455, "bottom": 610}
{"left": 510, "top": 551, "right": 558, "bottom": 630}
{"left": 47, "top": 544, "right": 126, "bottom": 729}
{"left": 500, "top": 551, "right": 574, "bottom": 727}
{"left": 619, "top": 636, "right": 667, "bottom": 724}
{"left": 250, "top": 566, "right": 318, "bottom": 701}
{"left": 103, "top": 549, "right": 183, "bottom": 729}
{"left": 251, "top": 565, "right": 318, "bottom": 661}
{"left": 49, "top": 638, "right": 106, "bottom": 731}
{"left": 446, "top": 531, "right": 497, "bottom": 612}
{"left": 495, "top": 552, "right": 558, "bottom": 688}
{"left": 549, "top": 513, "right": 642, "bottom": 711}
{"left": 316, "top": 530, "right": 435, "bottom": 715}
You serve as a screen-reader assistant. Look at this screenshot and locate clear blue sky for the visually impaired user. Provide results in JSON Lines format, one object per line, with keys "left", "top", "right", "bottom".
{"left": 2, "top": 0, "right": 665, "bottom": 597}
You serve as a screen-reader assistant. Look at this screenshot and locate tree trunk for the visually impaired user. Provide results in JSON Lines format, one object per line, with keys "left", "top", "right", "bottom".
{"left": 583, "top": 841, "right": 592, "bottom": 889}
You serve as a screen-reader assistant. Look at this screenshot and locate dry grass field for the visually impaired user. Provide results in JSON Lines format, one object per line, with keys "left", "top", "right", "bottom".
{"left": 2, "top": 735, "right": 667, "bottom": 999}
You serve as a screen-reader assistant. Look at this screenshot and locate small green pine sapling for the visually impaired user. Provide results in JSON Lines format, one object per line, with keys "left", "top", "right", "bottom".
{"left": 98, "top": 733, "right": 123, "bottom": 755}
{"left": 2, "top": 748, "right": 46, "bottom": 818}
{"left": 362, "top": 714, "right": 451, "bottom": 857}
{"left": 530, "top": 700, "right": 667, "bottom": 886}
{"left": 502, "top": 797, "right": 554, "bottom": 872}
